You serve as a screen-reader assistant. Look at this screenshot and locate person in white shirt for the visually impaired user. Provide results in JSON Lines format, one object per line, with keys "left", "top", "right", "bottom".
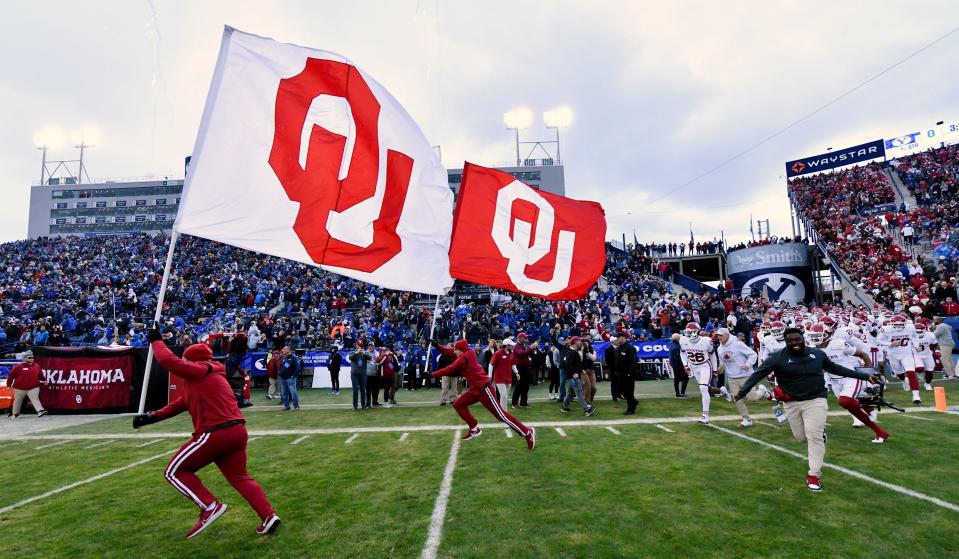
{"left": 247, "top": 323, "right": 262, "bottom": 351}
{"left": 876, "top": 315, "right": 922, "bottom": 404}
{"left": 912, "top": 322, "right": 941, "bottom": 390}
{"left": 716, "top": 328, "right": 770, "bottom": 428}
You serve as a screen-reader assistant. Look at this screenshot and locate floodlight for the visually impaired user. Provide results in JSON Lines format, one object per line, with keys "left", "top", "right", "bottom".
{"left": 503, "top": 108, "right": 534, "bottom": 130}
{"left": 544, "top": 107, "right": 573, "bottom": 128}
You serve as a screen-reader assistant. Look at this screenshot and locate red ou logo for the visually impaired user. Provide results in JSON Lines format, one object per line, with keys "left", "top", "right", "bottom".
{"left": 269, "top": 59, "right": 412, "bottom": 272}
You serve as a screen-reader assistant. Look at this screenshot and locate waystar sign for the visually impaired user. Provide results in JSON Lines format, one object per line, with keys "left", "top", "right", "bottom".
{"left": 785, "top": 139, "right": 886, "bottom": 177}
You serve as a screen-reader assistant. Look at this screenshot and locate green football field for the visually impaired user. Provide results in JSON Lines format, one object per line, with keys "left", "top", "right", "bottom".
{"left": 2, "top": 379, "right": 958, "bottom": 558}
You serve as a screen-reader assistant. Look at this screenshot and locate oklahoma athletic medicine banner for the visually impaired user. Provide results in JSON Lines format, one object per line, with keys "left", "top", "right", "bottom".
{"left": 34, "top": 348, "right": 134, "bottom": 410}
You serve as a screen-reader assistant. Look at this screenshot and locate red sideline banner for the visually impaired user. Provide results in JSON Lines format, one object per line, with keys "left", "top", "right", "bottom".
{"left": 36, "top": 354, "right": 133, "bottom": 410}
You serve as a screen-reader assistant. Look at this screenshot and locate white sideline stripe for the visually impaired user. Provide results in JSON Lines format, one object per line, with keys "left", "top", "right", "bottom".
{"left": 84, "top": 440, "right": 116, "bottom": 450}
{"left": 399, "top": 432, "right": 410, "bottom": 442}
{"left": 291, "top": 435, "right": 310, "bottom": 445}
{"left": 606, "top": 426, "right": 621, "bottom": 435}
{"left": 505, "top": 429, "right": 513, "bottom": 438}
{"left": 755, "top": 421, "right": 779, "bottom": 428}
{"left": 6, "top": 408, "right": 950, "bottom": 442}
{"left": 825, "top": 422, "right": 832, "bottom": 426}
{"left": 420, "top": 431, "right": 462, "bottom": 559}
{"left": 133, "top": 439, "right": 163, "bottom": 448}
{"left": 899, "top": 414, "right": 934, "bottom": 422}
{"left": 35, "top": 440, "right": 70, "bottom": 450}
{"left": 709, "top": 425, "right": 959, "bottom": 513}
{"left": 248, "top": 437, "right": 260, "bottom": 442}
{"left": 655, "top": 424, "right": 674, "bottom": 433}
{"left": 0, "top": 449, "right": 177, "bottom": 514}
{"left": 555, "top": 427, "right": 567, "bottom": 437}
{"left": 345, "top": 434, "right": 360, "bottom": 444}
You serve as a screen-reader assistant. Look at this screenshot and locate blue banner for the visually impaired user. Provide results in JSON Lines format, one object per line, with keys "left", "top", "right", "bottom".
{"left": 785, "top": 139, "right": 886, "bottom": 177}
{"left": 594, "top": 340, "right": 671, "bottom": 360}
{"left": 857, "top": 202, "right": 897, "bottom": 217}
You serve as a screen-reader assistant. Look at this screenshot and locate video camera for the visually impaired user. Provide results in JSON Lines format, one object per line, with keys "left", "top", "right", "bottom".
{"left": 854, "top": 369, "right": 905, "bottom": 413}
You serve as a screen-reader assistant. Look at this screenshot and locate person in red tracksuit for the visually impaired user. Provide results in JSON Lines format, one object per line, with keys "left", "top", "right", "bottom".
{"left": 134, "top": 326, "right": 280, "bottom": 538}
{"left": 431, "top": 339, "right": 536, "bottom": 450}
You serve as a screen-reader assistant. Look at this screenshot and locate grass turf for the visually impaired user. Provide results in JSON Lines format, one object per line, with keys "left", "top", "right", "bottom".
{"left": 1, "top": 379, "right": 958, "bottom": 558}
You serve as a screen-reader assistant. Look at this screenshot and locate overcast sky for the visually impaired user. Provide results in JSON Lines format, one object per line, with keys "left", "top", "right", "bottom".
{"left": 2, "top": 1, "right": 958, "bottom": 245}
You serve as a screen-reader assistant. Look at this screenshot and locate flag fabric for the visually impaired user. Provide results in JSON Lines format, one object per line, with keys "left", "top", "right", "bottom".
{"left": 448, "top": 163, "right": 606, "bottom": 300}
{"left": 174, "top": 27, "right": 454, "bottom": 294}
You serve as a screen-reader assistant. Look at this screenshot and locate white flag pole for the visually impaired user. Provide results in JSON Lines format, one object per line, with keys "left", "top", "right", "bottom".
{"left": 423, "top": 293, "right": 443, "bottom": 371}
{"left": 137, "top": 230, "right": 180, "bottom": 414}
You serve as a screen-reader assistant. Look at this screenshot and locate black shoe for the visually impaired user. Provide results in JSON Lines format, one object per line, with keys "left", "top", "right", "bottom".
{"left": 585, "top": 406, "right": 597, "bottom": 417}
{"left": 623, "top": 410, "right": 635, "bottom": 415}
{"left": 561, "top": 407, "right": 571, "bottom": 413}
{"left": 239, "top": 400, "right": 254, "bottom": 408}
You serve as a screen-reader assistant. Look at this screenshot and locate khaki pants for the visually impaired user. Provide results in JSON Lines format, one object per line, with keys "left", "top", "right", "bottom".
{"left": 267, "top": 378, "right": 278, "bottom": 398}
{"left": 495, "top": 382, "right": 511, "bottom": 409}
{"left": 727, "top": 375, "right": 767, "bottom": 417}
{"left": 12, "top": 387, "right": 44, "bottom": 416}
{"left": 942, "top": 346, "right": 955, "bottom": 376}
{"left": 783, "top": 398, "right": 828, "bottom": 477}
{"left": 440, "top": 376, "right": 464, "bottom": 403}
{"left": 581, "top": 371, "right": 597, "bottom": 405}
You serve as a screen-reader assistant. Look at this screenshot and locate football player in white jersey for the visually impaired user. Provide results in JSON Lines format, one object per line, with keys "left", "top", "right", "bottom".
{"left": 680, "top": 322, "right": 730, "bottom": 424}
{"left": 877, "top": 315, "right": 922, "bottom": 404}
{"left": 912, "top": 322, "right": 941, "bottom": 391}
{"left": 759, "top": 321, "right": 787, "bottom": 364}
{"left": 811, "top": 324, "right": 890, "bottom": 442}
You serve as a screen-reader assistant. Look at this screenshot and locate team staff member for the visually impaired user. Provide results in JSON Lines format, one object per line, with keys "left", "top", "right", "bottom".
{"left": 8, "top": 351, "right": 47, "bottom": 418}
{"left": 134, "top": 326, "right": 280, "bottom": 538}
{"left": 609, "top": 332, "right": 638, "bottom": 415}
{"left": 489, "top": 338, "right": 517, "bottom": 410}
{"left": 511, "top": 333, "right": 535, "bottom": 408}
{"left": 432, "top": 339, "right": 536, "bottom": 450}
{"left": 735, "top": 328, "right": 881, "bottom": 492}
{"left": 716, "top": 328, "right": 771, "bottom": 428}
{"left": 668, "top": 334, "right": 689, "bottom": 398}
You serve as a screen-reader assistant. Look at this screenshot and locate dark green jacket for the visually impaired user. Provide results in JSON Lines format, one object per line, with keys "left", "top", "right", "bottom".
{"left": 737, "top": 346, "right": 870, "bottom": 401}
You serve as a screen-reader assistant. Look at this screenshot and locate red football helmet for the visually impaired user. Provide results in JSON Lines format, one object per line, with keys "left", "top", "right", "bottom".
{"left": 805, "top": 323, "right": 828, "bottom": 345}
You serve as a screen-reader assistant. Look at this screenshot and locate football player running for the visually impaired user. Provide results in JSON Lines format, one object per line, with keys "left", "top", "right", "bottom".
{"left": 717, "top": 327, "right": 772, "bottom": 428}
{"left": 912, "top": 322, "right": 942, "bottom": 391}
{"left": 680, "top": 322, "right": 731, "bottom": 424}
{"left": 877, "top": 315, "right": 922, "bottom": 404}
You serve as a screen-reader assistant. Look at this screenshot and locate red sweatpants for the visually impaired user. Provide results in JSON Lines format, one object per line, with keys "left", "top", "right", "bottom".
{"left": 165, "top": 423, "right": 274, "bottom": 520}
{"left": 453, "top": 383, "right": 530, "bottom": 437}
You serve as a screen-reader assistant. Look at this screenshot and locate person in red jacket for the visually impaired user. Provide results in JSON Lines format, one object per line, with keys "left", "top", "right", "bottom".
{"left": 8, "top": 351, "right": 47, "bottom": 418}
{"left": 134, "top": 326, "right": 279, "bottom": 539}
{"left": 431, "top": 339, "right": 535, "bottom": 450}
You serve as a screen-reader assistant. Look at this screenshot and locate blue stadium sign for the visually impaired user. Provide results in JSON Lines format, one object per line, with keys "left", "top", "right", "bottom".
{"left": 785, "top": 139, "right": 886, "bottom": 177}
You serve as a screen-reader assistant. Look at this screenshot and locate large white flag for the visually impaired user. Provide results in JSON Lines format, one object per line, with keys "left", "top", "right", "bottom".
{"left": 175, "top": 27, "right": 454, "bottom": 294}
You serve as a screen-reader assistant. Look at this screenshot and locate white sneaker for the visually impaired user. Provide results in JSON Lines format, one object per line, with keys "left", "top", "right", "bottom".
{"left": 869, "top": 409, "right": 878, "bottom": 423}
{"left": 737, "top": 418, "right": 753, "bottom": 428}
{"left": 851, "top": 418, "right": 865, "bottom": 428}
{"left": 720, "top": 387, "right": 733, "bottom": 402}
{"left": 901, "top": 380, "right": 909, "bottom": 391}
{"left": 699, "top": 414, "right": 710, "bottom": 425}
{"left": 924, "top": 383, "right": 933, "bottom": 391}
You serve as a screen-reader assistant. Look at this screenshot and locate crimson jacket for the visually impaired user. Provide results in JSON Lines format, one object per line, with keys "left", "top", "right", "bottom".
{"left": 150, "top": 341, "right": 244, "bottom": 435}
{"left": 432, "top": 345, "right": 489, "bottom": 388}
{"left": 489, "top": 348, "right": 515, "bottom": 384}
{"left": 512, "top": 343, "right": 533, "bottom": 367}
{"left": 8, "top": 362, "right": 42, "bottom": 390}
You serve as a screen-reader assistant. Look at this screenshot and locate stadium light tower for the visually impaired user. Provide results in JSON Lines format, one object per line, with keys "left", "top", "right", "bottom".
{"left": 544, "top": 106, "right": 573, "bottom": 164}
{"left": 32, "top": 127, "right": 65, "bottom": 185}
{"left": 70, "top": 127, "right": 99, "bottom": 185}
{"left": 504, "top": 108, "right": 533, "bottom": 166}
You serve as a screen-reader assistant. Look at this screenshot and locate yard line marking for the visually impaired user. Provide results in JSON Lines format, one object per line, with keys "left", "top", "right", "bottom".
{"left": 399, "top": 432, "right": 410, "bottom": 442}
{"left": 709, "top": 425, "right": 959, "bottom": 513}
{"left": 825, "top": 422, "right": 832, "bottom": 426}
{"left": 899, "top": 414, "right": 934, "bottom": 422}
{"left": 606, "top": 426, "right": 621, "bottom": 435}
{"left": 10, "top": 408, "right": 947, "bottom": 442}
{"left": 505, "top": 429, "right": 513, "bottom": 438}
{"left": 420, "top": 431, "right": 462, "bottom": 559}
{"left": 35, "top": 440, "right": 70, "bottom": 450}
{"left": 0, "top": 449, "right": 177, "bottom": 514}
{"left": 755, "top": 421, "right": 779, "bottom": 428}
{"left": 248, "top": 437, "right": 260, "bottom": 442}
{"left": 84, "top": 440, "right": 116, "bottom": 450}
{"left": 655, "top": 425, "right": 675, "bottom": 433}
{"left": 134, "top": 439, "right": 163, "bottom": 448}
{"left": 291, "top": 435, "right": 310, "bottom": 445}
{"left": 345, "top": 434, "right": 360, "bottom": 444}
{"left": 554, "top": 427, "right": 567, "bottom": 437}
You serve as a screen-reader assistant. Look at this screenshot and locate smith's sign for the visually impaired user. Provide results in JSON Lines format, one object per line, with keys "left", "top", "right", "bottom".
{"left": 785, "top": 139, "right": 886, "bottom": 177}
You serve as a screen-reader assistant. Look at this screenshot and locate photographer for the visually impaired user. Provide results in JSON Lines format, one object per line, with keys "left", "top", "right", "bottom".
{"left": 735, "top": 328, "right": 881, "bottom": 492}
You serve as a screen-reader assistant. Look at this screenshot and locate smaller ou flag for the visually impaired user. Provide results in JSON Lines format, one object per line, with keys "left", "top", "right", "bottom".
{"left": 175, "top": 27, "right": 454, "bottom": 294}
{"left": 449, "top": 163, "right": 606, "bottom": 300}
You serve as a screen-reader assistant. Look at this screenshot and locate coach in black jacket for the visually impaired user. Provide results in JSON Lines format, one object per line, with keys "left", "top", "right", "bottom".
{"left": 735, "top": 328, "right": 881, "bottom": 492}
{"left": 610, "top": 332, "right": 638, "bottom": 415}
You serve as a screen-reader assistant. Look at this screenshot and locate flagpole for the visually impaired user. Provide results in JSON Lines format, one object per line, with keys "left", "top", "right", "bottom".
{"left": 137, "top": 230, "right": 180, "bottom": 414}
{"left": 423, "top": 292, "right": 443, "bottom": 375}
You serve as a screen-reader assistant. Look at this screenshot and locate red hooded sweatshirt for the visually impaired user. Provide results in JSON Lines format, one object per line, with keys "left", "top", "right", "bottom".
{"left": 432, "top": 345, "right": 489, "bottom": 388}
